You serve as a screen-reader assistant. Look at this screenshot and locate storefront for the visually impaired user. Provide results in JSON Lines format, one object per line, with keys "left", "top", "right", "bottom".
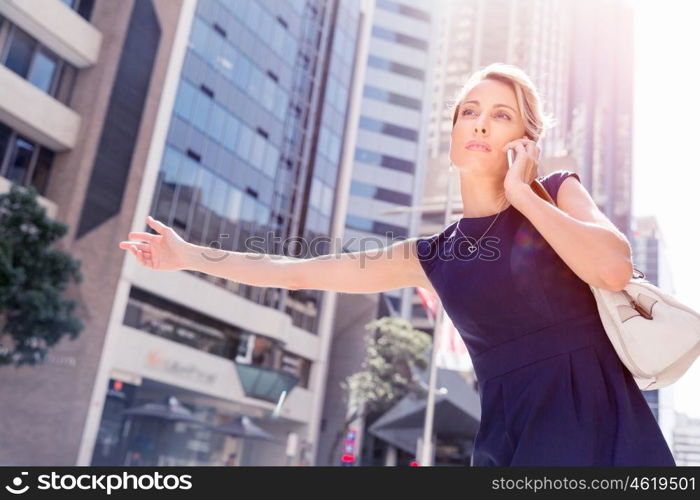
{"left": 90, "top": 375, "right": 291, "bottom": 466}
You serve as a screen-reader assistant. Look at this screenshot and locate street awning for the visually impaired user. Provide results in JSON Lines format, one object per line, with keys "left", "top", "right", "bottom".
{"left": 368, "top": 368, "right": 481, "bottom": 454}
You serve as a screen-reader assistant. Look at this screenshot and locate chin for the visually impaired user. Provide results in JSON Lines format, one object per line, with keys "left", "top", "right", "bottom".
{"left": 454, "top": 160, "right": 497, "bottom": 171}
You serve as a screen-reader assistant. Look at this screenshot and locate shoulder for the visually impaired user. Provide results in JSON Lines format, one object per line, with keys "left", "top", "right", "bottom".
{"left": 538, "top": 169, "right": 582, "bottom": 205}
{"left": 415, "top": 221, "right": 458, "bottom": 275}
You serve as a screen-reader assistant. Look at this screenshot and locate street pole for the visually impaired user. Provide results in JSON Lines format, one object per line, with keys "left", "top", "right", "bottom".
{"left": 419, "top": 167, "right": 455, "bottom": 466}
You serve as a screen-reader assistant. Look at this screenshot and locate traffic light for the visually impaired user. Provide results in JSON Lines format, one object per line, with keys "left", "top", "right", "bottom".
{"left": 340, "top": 428, "right": 358, "bottom": 465}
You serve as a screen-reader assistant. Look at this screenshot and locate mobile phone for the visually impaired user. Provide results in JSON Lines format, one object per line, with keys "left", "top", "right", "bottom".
{"left": 507, "top": 148, "right": 514, "bottom": 168}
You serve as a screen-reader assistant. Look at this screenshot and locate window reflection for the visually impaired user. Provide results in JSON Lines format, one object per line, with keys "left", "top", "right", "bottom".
{"left": 0, "top": 123, "right": 55, "bottom": 194}
{"left": 188, "top": 168, "right": 213, "bottom": 245}
{"left": 285, "top": 290, "right": 319, "bottom": 333}
{"left": 171, "top": 157, "right": 198, "bottom": 231}
{"left": 250, "top": 134, "right": 266, "bottom": 170}
{"left": 1, "top": 24, "right": 76, "bottom": 103}
{"left": 6, "top": 137, "right": 34, "bottom": 185}
{"left": 123, "top": 286, "right": 243, "bottom": 359}
{"left": 191, "top": 90, "right": 212, "bottom": 132}
{"left": 28, "top": 49, "right": 58, "bottom": 93}
{"left": 0, "top": 123, "right": 11, "bottom": 169}
{"left": 164, "top": 1, "right": 352, "bottom": 335}
{"left": 223, "top": 114, "right": 240, "bottom": 151}
{"left": 31, "top": 148, "right": 54, "bottom": 196}
{"left": 208, "top": 104, "right": 226, "bottom": 142}
{"left": 59, "top": 0, "right": 94, "bottom": 20}
{"left": 4, "top": 27, "right": 35, "bottom": 78}
{"left": 123, "top": 286, "right": 310, "bottom": 388}
{"left": 174, "top": 80, "right": 196, "bottom": 120}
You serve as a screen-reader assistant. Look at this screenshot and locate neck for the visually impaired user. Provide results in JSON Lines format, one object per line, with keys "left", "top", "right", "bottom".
{"left": 458, "top": 169, "right": 510, "bottom": 217}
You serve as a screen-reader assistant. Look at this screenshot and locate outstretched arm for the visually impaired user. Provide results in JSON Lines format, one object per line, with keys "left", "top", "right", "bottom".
{"left": 183, "top": 236, "right": 435, "bottom": 295}
{"left": 120, "top": 216, "right": 436, "bottom": 295}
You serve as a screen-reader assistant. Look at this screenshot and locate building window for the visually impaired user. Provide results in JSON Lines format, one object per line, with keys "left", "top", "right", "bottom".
{"left": 367, "top": 55, "right": 424, "bottom": 80}
{"left": 4, "top": 137, "right": 34, "bottom": 186}
{"left": 350, "top": 180, "right": 411, "bottom": 206}
{"left": 123, "top": 286, "right": 313, "bottom": 390}
{"left": 123, "top": 286, "right": 246, "bottom": 360}
{"left": 281, "top": 351, "right": 311, "bottom": 388}
{"left": 371, "top": 26, "right": 428, "bottom": 51}
{"left": 376, "top": 0, "right": 431, "bottom": 22}
{"left": 363, "top": 85, "right": 422, "bottom": 110}
{"left": 359, "top": 116, "right": 418, "bottom": 142}
{"left": 354, "top": 148, "right": 415, "bottom": 174}
{"left": 28, "top": 48, "right": 59, "bottom": 93}
{"left": 0, "top": 122, "right": 11, "bottom": 170}
{"left": 346, "top": 214, "right": 373, "bottom": 231}
{"left": 284, "top": 289, "right": 319, "bottom": 333}
{"left": 3, "top": 25, "right": 35, "bottom": 77}
{"left": 0, "top": 122, "right": 55, "bottom": 196}
{"left": 31, "top": 147, "right": 54, "bottom": 195}
{"left": 59, "top": 0, "right": 95, "bottom": 21}
{"left": 1, "top": 24, "right": 77, "bottom": 104}
{"left": 346, "top": 214, "right": 407, "bottom": 238}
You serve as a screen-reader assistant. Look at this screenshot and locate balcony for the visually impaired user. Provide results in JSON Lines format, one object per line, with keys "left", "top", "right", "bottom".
{"left": 0, "top": 64, "right": 80, "bottom": 150}
{"left": 0, "top": 0, "right": 101, "bottom": 68}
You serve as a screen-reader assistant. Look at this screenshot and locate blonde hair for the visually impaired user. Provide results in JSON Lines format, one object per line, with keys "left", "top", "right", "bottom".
{"left": 450, "top": 63, "right": 556, "bottom": 143}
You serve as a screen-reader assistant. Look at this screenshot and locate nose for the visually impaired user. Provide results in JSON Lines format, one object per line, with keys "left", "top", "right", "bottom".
{"left": 474, "top": 114, "right": 487, "bottom": 135}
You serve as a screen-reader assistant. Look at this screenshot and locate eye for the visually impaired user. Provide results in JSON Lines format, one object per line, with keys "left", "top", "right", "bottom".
{"left": 460, "top": 108, "right": 511, "bottom": 120}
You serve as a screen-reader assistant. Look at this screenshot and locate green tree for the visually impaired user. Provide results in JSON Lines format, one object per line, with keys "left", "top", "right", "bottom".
{"left": 327, "top": 316, "right": 432, "bottom": 464}
{"left": 0, "top": 183, "right": 84, "bottom": 366}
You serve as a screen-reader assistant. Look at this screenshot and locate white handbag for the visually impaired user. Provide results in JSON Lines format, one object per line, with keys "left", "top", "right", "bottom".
{"left": 531, "top": 178, "right": 700, "bottom": 391}
{"left": 589, "top": 271, "right": 700, "bottom": 390}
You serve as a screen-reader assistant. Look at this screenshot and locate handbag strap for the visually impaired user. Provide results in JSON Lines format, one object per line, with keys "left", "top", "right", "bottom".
{"left": 530, "top": 178, "right": 555, "bottom": 206}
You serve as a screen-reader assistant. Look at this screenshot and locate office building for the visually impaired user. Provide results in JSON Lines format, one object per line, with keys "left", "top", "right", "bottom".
{"left": 0, "top": 0, "right": 369, "bottom": 466}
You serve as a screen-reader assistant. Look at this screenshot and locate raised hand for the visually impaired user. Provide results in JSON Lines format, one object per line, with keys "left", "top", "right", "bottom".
{"left": 118, "top": 216, "right": 190, "bottom": 271}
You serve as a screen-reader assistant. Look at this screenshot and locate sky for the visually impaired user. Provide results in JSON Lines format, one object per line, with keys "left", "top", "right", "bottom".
{"left": 632, "top": 0, "right": 700, "bottom": 417}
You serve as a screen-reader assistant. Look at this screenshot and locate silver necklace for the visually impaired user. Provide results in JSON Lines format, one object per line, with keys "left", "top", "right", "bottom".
{"left": 454, "top": 200, "right": 511, "bottom": 254}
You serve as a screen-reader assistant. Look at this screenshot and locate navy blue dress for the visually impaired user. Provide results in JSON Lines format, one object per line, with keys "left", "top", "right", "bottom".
{"left": 416, "top": 169, "right": 676, "bottom": 466}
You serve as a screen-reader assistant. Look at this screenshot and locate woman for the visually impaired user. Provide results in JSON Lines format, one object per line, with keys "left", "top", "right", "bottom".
{"left": 119, "top": 63, "right": 675, "bottom": 466}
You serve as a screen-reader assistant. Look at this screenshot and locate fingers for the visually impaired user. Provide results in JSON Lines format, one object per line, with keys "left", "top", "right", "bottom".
{"left": 129, "top": 243, "right": 152, "bottom": 268}
{"left": 509, "top": 141, "right": 536, "bottom": 161}
{"left": 146, "top": 215, "right": 169, "bottom": 235}
{"left": 523, "top": 140, "right": 540, "bottom": 157}
{"left": 502, "top": 139, "right": 525, "bottom": 152}
{"left": 119, "top": 241, "right": 151, "bottom": 252}
{"left": 501, "top": 136, "right": 533, "bottom": 152}
{"left": 118, "top": 241, "right": 154, "bottom": 268}
{"left": 128, "top": 231, "right": 159, "bottom": 243}
{"left": 511, "top": 142, "right": 527, "bottom": 161}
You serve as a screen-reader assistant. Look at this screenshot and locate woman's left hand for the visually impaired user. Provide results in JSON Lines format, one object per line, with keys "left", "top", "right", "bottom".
{"left": 502, "top": 136, "right": 541, "bottom": 202}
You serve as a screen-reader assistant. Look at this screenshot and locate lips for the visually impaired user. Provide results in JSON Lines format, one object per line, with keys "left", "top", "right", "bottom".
{"left": 465, "top": 140, "right": 492, "bottom": 152}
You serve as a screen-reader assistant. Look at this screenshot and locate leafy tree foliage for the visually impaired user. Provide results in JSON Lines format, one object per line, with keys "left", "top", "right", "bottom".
{"left": 0, "top": 184, "right": 83, "bottom": 366}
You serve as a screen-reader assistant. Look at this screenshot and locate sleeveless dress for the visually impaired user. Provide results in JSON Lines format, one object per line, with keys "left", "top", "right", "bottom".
{"left": 416, "top": 169, "right": 676, "bottom": 466}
